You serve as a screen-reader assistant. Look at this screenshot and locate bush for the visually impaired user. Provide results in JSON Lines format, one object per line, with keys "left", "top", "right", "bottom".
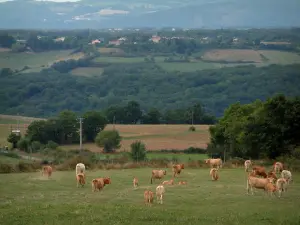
{"left": 130, "top": 141, "right": 147, "bottom": 162}
{"left": 188, "top": 126, "right": 196, "bottom": 132}
{"left": 46, "top": 141, "right": 59, "bottom": 150}
{"left": 31, "top": 141, "right": 43, "bottom": 153}
{"left": 95, "top": 130, "right": 121, "bottom": 153}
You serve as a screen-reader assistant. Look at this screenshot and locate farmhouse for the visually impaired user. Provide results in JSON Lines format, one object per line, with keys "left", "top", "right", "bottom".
{"left": 109, "top": 40, "right": 122, "bottom": 45}
{"left": 150, "top": 35, "right": 161, "bottom": 43}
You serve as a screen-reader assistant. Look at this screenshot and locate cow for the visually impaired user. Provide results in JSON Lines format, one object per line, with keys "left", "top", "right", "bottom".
{"left": 267, "top": 171, "right": 278, "bottom": 182}
{"left": 150, "top": 170, "right": 167, "bottom": 184}
{"left": 76, "top": 163, "right": 85, "bottom": 175}
{"left": 76, "top": 173, "right": 86, "bottom": 188}
{"left": 247, "top": 171, "right": 275, "bottom": 195}
{"left": 273, "top": 162, "right": 284, "bottom": 174}
{"left": 172, "top": 164, "right": 184, "bottom": 177}
{"left": 42, "top": 165, "right": 53, "bottom": 178}
{"left": 205, "top": 158, "right": 223, "bottom": 169}
{"left": 210, "top": 168, "right": 219, "bottom": 181}
{"left": 156, "top": 185, "right": 165, "bottom": 204}
{"left": 91, "top": 177, "right": 111, "bottom": 192}
{"left": 281, "top": 170, "right": 293, "bottom": 184}
{"left": 276, "top": 178, "right": 288, "bottom": 198}
{"left": 144, "top": 190, "right": 154, "bottom": 206}
{"left": 244, "top": 160, "right": 252, "bottom": 172}
{"left": 178, "top": 181, "right": 187, "bottom": 185}
{"left": 161, "top": 179, "right": 174, "bottom": 185}
{"left": 264, "top": 182, "right": 277, "bottom": 197}
{"left": 133, "top": 177, "right": 139, "bottom": 189}
{"left": 252, "top": 165, "right": 267, "bottom": 178}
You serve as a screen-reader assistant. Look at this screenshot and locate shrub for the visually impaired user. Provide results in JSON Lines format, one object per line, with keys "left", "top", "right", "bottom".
{"left": 46, "top": 141, "right": 59, "bottom": 150}
{"left": 188, "top": 126, "right": 196, "bottom": 132}
{"left": 31, "top": 141, "right": 43, "bottom": 153}
{"left": 7, "top": 133, "right": 21, "bottom": 149}
{"left": 130, "top": 141, "right": 147, "bottom": 162}
{"left": 17, "top": 138, "right": 30, "bottom": 152}
{"left": 95, "top": 130, "right": 121, "bottom": 153}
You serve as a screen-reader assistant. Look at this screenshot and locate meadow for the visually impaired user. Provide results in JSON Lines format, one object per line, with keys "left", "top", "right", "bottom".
{"left": 0, "top": 168, "right": 299, "bottom": 225}
{"left": 0, "top": 50, "right": 81, "bottom": 71}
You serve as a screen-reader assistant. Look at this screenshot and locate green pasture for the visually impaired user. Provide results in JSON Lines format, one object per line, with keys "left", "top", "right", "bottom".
{"left": 0, "top": 168, "right": 299, "bottom": 225}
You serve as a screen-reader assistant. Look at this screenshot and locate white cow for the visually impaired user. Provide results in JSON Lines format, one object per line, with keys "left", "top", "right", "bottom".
{"left": 76, "top": 163, "right": 86, "bottom": 175}
{"left": 281, "top": 170, "right": 292, "bottom": 184}
{"left": 156, "top": 185, "right": 165, "bottom": 204}
{"left": 244, "top": 160, "right": 252, "bottom": 172}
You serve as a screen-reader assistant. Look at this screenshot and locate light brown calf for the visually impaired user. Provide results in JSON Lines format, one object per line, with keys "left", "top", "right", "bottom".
{"left": 247, "top": 171, "right": 274, "bottom": 195}
{"left": 264, "top": 182, "right": 277, "bottom": 196}
{"left": 172, "top": 164, "right": 184, "bottom": 177}
{"left": 76, "top": 173, "right": 86, "bottom": 188}
{"left": 205, "top": 158, "right": 223, "bottom": 169}
{"left": 144, "top": 190, "right": 154, "bottom": 206}
{"left": 244, "top": 160, "right": 252, "bottom": 172}
{"left": 178, "top": 181, "right": 187, "bottom": 185}
{"left": 210, "top": 168, "right": 219, "bottom": 181}
{"left": 133, "top": 177, "right": 139, "bottom": 189}
{"left": 276, "top": 178, "right": 288, "bottom": 198}
{"left": 161, "top": 179, "right": 174, "bottom": 185}
{"left": 42, "top": 165, "right": 53, "bottom": 178}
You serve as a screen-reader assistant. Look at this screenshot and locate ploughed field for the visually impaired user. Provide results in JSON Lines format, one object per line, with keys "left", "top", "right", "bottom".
{"left": 1, "top": 168, "right": 300, "bottom": 225}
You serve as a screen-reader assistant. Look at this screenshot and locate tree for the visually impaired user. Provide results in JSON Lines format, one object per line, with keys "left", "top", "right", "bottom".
{"left": 17, "top": 138, "right": 30, "bottom": 153}
{"left": 57, "top": 110, "right": 79, "bottom": 144}
{"left": 130, "top": 141, "right": 147, "bottom": 161}
{"left": 95, "top": 130, "right": 121, "bottom": 153}
{"left": 142, "top": 108, "right": 161, "bottom": 124}
{"left": 125, "top": 101, "right": 142, "bottom": 124}
{"left": 82, "top": 111, "right": 108, "bottom": 142}
{"left": 0, "top": 34, "right": 15, "bottom": 48}
{"left": 7, "top": 133, "right": 21, "bottom": 149}
{"left": 31, "top": 141, "right": 42, "bottom": 153}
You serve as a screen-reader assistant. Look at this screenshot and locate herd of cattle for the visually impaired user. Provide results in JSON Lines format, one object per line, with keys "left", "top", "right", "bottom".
{"left": 40, "top": 158, "right": 294, "bottom": 205}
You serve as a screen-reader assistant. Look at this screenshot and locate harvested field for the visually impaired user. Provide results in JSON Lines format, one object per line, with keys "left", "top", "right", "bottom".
{"left": 97, "top": 47, "right": 124, "bottom": 54}
{"left": 62, "top": 124, "right": 210, "bottom": 152}
{"left": 202, "top": 49, "right": 263, "bottom": 63}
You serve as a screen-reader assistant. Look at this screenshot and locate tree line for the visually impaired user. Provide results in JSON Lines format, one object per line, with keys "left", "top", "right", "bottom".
{"left": 208, "top": 94, "right": 300, "bottom": 160}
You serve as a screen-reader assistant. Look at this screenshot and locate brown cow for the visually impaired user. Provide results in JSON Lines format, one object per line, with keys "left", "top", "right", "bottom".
{"left": 267, "top": 171, "right": 278, "bottom": 182}
{"left": 247, "top": 171, "right": 274, "bottom": 195}
{"left": 252, "top": 165, "right": 267, "bottom": 178}
{"left": 144, "top": 190, "right": 154, "bottom": 206}
{"left": 42, "top": 165, "right": 53, "bottom": 178}
{"left": 76, "top": 173, "right": 86, "bottom": 188}
{"left": 205, "top": 158, "right": 223, "bottom": 169}
{"left": 210, "top": 168, "right": 219, "bottom": 181}
{"left": 91, "top": 177, "right": 111, "bottom": 192}
{"left": 150, "top": 170, "right": 167, "bottom": 184}
{"left": 172, "top": 164, "right": 184, "bottom": 177}
{"left": 133, "top": 177, "right": 139, "bottom": 189}
{"left": 265, "top": 182, "right": 277, "bottom": 197}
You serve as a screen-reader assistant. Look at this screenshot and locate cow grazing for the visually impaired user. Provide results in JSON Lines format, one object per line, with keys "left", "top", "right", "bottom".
{"left": 244, "top": 160, "right": 252, "bottom": 172}
{"left": 91, "top": 177, "right": 111, "bottom": 192}
{"left": 76, "top": 163, "right": 85, "bottom": 175}
{"left": 144, "top": 190, "right": 154, "bottom": 206}
{"left": 76, "top": 173, "right": 86, "bottom": 188}
{"left": 247, "top": 171, "right": 274, "bottom": 195}
{"left": 205, "top": 158, "right": 223, "bottom": 169}
{"left": 150, "top": 170, "right": 167, "bottom": 184}
{"left": 264, "top": 182, "right": 277, "bottom": 197}
{"left": 178, "top": 181, "right": 187, "bottom": 185}
{"left": 252, "top": 165, "right": 267, "bottom": 178}
{"left": 133, "top": 177, "right": 139, "bottom": 189}
{"left": 276, "top": 178, "right": 288, "bottom": 198}
{"left": 156, "top": 185, "right": 165, "bottom": 204}
{"left": 172, "top": 164, "right": 184, "bottom": 177}
{"left": 210, "top": 168, "right": 219, "bottom": 181}
{"left": 161, "top": 179, "right": 174, "bottom": 185}
{"left": 42, "top": 165, "right": 53, "bottom": 178}
{"left": 267, "top": 171, "right": 278, "bottom": 182}
{"left": 281, "top": 170, "right": 293, "bottom": 184}
{"left": 273, "top": 162, "right": 284, "bottom": 173}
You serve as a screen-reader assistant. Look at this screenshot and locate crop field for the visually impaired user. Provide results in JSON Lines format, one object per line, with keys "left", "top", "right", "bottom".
{"left": 0, "top": 50, "right": 82, "bottom": 71}
{"left": 97, "top": 47, "right": 125, "bottom": 54}
{"left": 70, "top": 67, "right": 104, "bottom": 77}
{"left": 0, "top": 168, "right": 299, "bottom": 225}
{"left": 202, "top": 49, "right": 300, "bottom": 64}
{"left": 62, "top": 124, "right": 210, "bottom": 152}
{"left": 92, "top": 56, "right": 166, "bottom": 64}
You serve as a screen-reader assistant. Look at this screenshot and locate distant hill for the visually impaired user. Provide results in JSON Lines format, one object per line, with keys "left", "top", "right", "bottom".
{"left": 0, "top": 0, "right": 299, "bottom": 29}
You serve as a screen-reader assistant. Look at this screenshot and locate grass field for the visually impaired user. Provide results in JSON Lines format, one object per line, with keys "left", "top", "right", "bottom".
{"left": 70, "top": 67, "right": 104, "bottom": 77}
{"left": 62, "top": 124, "right": 210, "bottom": 152}
{"left": 97, "top": 47, "right": 125, "bottom": 54}
{"left": 0, "top": 168, "right": 299, "bottom": 224}
{"left": 202, "top": 49, "right": 300, "bottom": 65}
{"left": 0, "top": 50, "right": 82, "bottom": 71}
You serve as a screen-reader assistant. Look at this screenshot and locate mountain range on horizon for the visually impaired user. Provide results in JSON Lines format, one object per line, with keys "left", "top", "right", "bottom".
{"left": 0, "top": 0, "right": 300, "bottom": 29}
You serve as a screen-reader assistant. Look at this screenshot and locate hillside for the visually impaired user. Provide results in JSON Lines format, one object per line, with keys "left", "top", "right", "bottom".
{"left": 0, "top": 0, "right": 299, "bottom": 29}
{"left": 1, "top": 63, "right": 300, "bottom": 117}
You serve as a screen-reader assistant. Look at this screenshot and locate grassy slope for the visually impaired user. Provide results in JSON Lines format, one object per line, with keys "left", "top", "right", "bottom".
{"left": 0, "top": 168, "right": 299, "bottom": 225}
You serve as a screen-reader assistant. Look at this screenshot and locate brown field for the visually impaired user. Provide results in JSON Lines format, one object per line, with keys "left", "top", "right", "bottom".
{"left": 97, "top": 47, "right": 124, "bottom": 54}
{"left": 0, "top": 48, "right": 11, "bottom": 52}
{"left": 0, "top": 115, "right": 210, "bottom": 151}
{"left": 62, "top": 124, "right": 210, "bottom": 152}
{"left": 202, "top": 49, "right": 263, "bottom": 63}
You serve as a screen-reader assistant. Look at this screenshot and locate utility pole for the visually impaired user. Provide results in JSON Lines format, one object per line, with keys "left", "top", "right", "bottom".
{"left": 79, "top": 117, "right": 83, "bottom": 152}
{"left": 113, "top": 115, "right": 116, "bottom": 130}
{"left": 191, "top": 110, "right": 194, "bottom": 125}
{"left": 17, "top": 113, "right": 20, "bottom": 131}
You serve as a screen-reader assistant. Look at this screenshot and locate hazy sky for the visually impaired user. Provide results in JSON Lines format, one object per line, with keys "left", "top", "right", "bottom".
{"left": 0, "top": 0, "right": 81, "bottom": 2}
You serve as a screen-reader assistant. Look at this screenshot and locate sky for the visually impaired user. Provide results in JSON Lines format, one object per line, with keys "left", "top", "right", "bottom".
{"left": 0, "top": 0, "right": 81, "bottom": 2}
